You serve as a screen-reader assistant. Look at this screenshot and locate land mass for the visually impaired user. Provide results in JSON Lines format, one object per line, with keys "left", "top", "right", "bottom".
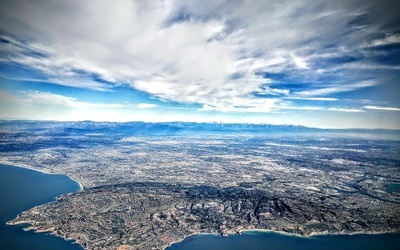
{"left": 1, "top": 121, "right": 400, "bottom": 249}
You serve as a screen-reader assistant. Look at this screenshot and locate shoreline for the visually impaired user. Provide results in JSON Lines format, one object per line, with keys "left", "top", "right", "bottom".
{"left": 8, "top": 219, "right": 400, "bottom": 250}
{"left": 1, "top": 161, "right": 83, "bottom": 229}
{"left": 238, "top": 228, "right": 400, "bottom": 237}
{"left": 1, "top": 162, "right": 85, "bottom": 249}
{"left": 164, "top": 228, "right": 400, "bottom": 249}
{"left": 0, "top": 161, "right": 84, "bottom": 191}
{"left": 66, "top": 175, "right": 84, "bottom": 191}
{"left": 6, "top": 219, "right": 84, "bottom": 249}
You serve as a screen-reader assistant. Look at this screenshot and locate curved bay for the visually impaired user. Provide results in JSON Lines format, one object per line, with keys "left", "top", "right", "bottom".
{"left": 0, "top": 164, "right": 82, "bottom": 250}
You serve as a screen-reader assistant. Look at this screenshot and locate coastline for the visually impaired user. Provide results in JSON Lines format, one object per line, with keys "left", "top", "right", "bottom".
{"left": 2, "top": 161, "right": 83, "bottom": 226}
{"left": 163, "top": 231, "right": 216, "bottom": 250}
{"left": 6, "top": 219, "right": 84, "bottom": 250}
{"left": 8, "top": 220, "right": 400, "bottom": 250}
{"left": 163, "top": 228, "right": 314, "bottom": 249}
{"left": 164, "top": 228, "right": 400, "bottom": 250}
{"left": 0, "top": 160, "right": 56, "bottom": 175}
{"left": 0, "top": 160, "right": 84, "bottom": 191}
{"left": 0, "top": 162, "right": 85, "bottom": 250}
{"left": 66, "top": 175, "right": 84, "bottom": 191}
{"left": 237, "top": 228, "right": 400, "bottom": 237}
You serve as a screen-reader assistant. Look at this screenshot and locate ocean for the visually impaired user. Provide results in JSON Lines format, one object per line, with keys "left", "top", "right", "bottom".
{"left": 0, "top": 164, "right": 82, "bottom": 250}
{"left": 166, "top": 230, "right": 400, "bottom": 250}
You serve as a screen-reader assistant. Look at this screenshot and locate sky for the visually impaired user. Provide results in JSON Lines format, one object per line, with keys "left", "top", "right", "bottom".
{"left": 0, "top": 0, "right": 399, "bottom": 129}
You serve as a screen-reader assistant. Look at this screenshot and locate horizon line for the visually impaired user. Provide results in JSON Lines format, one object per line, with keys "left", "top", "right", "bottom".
{"left": 1, "top": 119, "right": 399, "bottom": 131}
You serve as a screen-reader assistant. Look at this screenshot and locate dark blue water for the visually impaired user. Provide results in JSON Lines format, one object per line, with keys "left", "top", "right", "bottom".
{"left": 0, "top": 164, "right": 83, "bottom": 250}
{"left": 167, "top": 230, "right": 400, "bottom": 250}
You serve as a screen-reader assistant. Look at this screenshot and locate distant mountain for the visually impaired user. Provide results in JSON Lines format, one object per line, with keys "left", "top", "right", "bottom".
{"left": 0, "top": 120, "right": 320, "bottom": 135}
{"left": 0, "top": 120, "right": 398, "bottom": 137}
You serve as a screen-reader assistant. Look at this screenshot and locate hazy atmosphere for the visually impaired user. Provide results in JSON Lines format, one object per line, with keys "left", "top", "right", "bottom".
{"left": 0, "top": 0, "right": 399, "bottom": 128}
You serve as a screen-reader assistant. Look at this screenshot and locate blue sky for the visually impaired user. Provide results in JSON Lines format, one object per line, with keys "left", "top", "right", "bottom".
{"left": 0, "top": 0, "right": 399, "bottom": 128}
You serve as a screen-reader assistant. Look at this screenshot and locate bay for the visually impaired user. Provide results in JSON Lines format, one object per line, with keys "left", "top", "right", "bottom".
{"left": 0, "top": 164, "right": 82, "bottom": 250}
{"left": 166, "top": 230, "right": 400, "bottom": 250}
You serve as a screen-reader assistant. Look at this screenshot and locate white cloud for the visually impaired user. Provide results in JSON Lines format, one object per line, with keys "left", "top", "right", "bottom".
{"left": 136, "top": 103, "right": 158, "bottom": 109}
{"left": 296, "top": 80, "right": 378, "bottom": 97}
{"left": 286, "top": 97, "right": 338, "bottom": 101}
{"left": 278, "top": 105, "right": 364, "bottom": 112}
{"left": 370, "top": 34, "right": 400, "bottom": 47}
{"left": 327, "top": 107, "right": 364, "bottom": 113}
{"left": 279, "top": 106, "right": 324, "bottom": 111}
{"left": 364, "top": 106, "right": 400, "bottom": 111}
{"left": 291, "top": 54, "right": 309, "bottom": 69}
{"left": 24, "top": 91, "right": 125, "bottom": 108}
{"left": 0, "top": 0, "right": 397, "bottom": 114}
{"left": 258, "top": 87, "right": 290, "bottom": 96}
{"left": 200, "top": 98, "right": 279, "bottom": 113}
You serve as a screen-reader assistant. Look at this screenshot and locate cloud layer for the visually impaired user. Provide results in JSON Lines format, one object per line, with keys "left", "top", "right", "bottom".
{"left": 0, "top": 0, "right": 399, "bottom": 114}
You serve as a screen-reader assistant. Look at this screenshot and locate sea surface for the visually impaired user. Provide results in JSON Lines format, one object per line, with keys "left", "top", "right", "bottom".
{"left": 166, "top": 231, "right": 400, "bottom": 250}
{"left": 0, "top": 163, "right": 82, "bottom": 250}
